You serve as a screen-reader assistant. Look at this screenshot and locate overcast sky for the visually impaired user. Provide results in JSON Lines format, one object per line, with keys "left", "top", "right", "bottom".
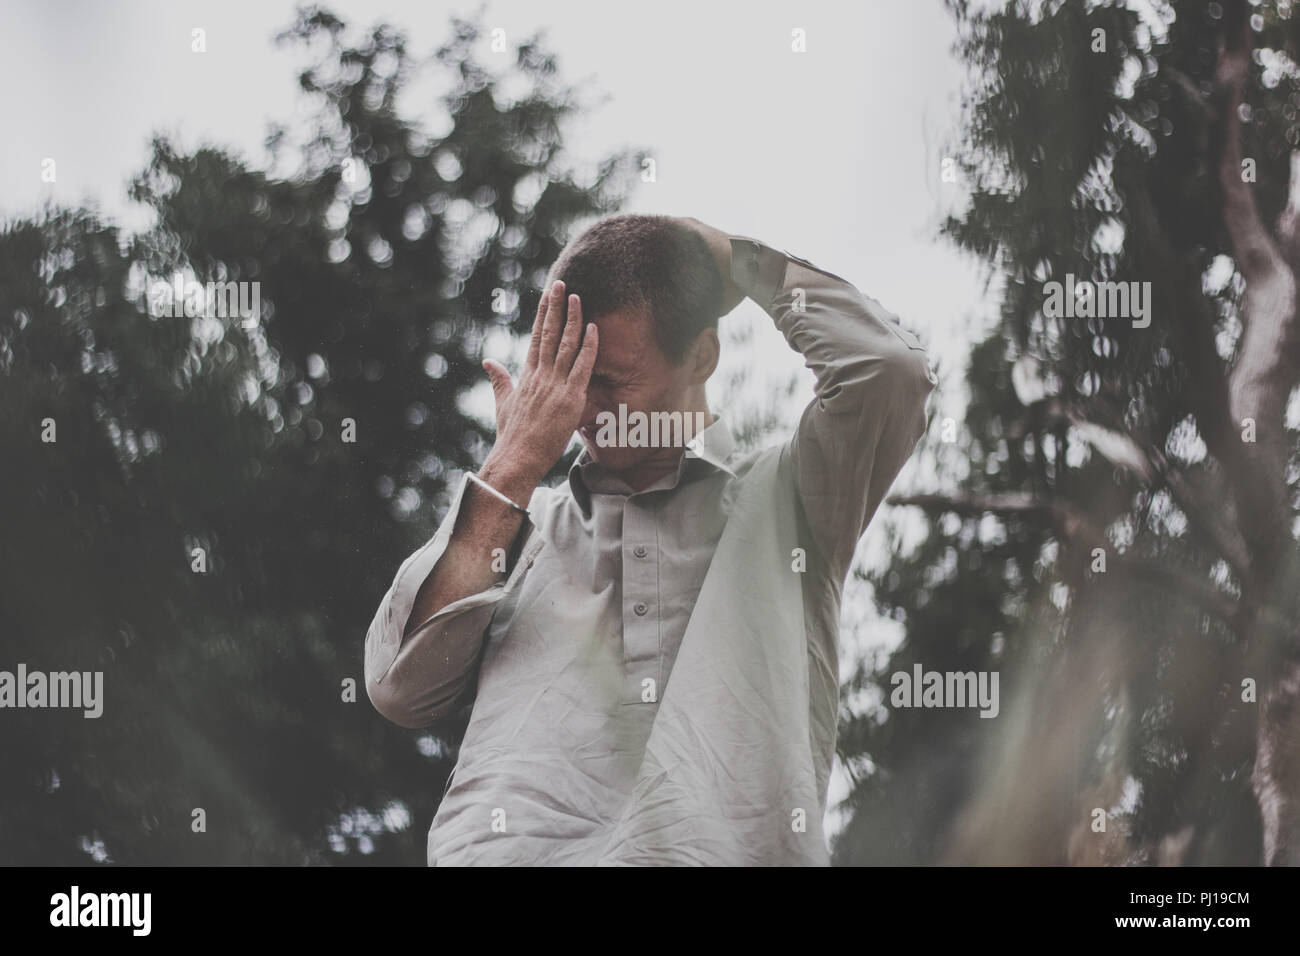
{"left": 1, "top": 0, "right": 993, "bottom": 845}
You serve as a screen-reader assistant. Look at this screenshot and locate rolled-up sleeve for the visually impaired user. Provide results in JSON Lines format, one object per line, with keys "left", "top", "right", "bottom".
{"left": 729, "top": 236, "right": 936, "bottom": 579}
{"left": 365, "top": 471, "right": 546, "bottom": 729}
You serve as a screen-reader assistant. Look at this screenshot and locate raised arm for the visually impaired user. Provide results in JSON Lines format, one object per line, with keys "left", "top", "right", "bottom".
{"left": 364, "top": 280, "right": 597, "bottom": 727}
{"left": 753, "top": 239, "right": 935, "bottom": 578}
{"left": 680, "top": 218, "right": 935, "bottom": 580}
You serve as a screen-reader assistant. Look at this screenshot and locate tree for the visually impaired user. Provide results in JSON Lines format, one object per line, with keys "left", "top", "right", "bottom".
{"left": 0, "top": 5, "right": 642, "bottom": 864}
{"left": 836, "top": 0, "right": 1300, "bottom": 865}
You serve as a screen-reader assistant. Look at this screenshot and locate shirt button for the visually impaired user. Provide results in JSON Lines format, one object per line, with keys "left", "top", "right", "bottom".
{"left": 633, "top": 602, "right": 648, "bottom": 616}
{"left": 633, "top": 545, "right": 647, "bottom": 558}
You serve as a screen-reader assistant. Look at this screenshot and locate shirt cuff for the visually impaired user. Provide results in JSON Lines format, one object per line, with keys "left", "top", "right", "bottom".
{"left": 729, "top": 235, "right": 853, "bottom": 309}
{"left": 729, "top": 236, "right": 788, "bottom": 310}
{"left": 390, "top": 471, "right": 543, "bottom": 636}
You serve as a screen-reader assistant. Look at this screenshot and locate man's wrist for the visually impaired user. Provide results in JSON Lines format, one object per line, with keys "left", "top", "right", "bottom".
{"left": 478, "top": 452, "right": 544, "bottom": 508}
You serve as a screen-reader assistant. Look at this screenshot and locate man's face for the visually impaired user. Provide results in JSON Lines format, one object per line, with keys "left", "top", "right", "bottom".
{"left": 576, "top": 307, "right": 700, "bottom": 472}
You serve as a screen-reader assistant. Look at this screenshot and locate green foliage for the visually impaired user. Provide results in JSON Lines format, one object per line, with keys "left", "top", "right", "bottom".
{"left": 0, "top": 6, "right": 640, "bottom": 864}
{"left": 835, "top": 0, "right": 1300, "bottom": 864}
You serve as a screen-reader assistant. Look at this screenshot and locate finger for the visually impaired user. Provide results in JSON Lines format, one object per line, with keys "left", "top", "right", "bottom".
{"left": 568, "top": 322, "right": 598, "bottom": 385}
{"left": 555, "top": 293, "right": 583, "bottom": 369}
{"left": 523, "top": 284, "right": 549, "bottom": 375}
{"left": 538, "top": 279, "right": 565, "bottom": 367}
{"left": 482, "top": 359, "right": 515, "bottom": 405}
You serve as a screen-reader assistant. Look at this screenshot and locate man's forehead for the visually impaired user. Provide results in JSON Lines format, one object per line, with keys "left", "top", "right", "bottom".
{"left": 590, "top": 307, "right": 654, "bottom": 372}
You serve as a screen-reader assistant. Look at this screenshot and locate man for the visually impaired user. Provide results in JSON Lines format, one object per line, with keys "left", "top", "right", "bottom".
{"left": 364, "top": 214, "right": 936, "bottom": 865}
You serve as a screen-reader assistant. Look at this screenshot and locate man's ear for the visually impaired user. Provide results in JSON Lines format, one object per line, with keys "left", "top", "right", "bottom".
{"left": 688, "top": 328, "right": 720, "bottom": 383}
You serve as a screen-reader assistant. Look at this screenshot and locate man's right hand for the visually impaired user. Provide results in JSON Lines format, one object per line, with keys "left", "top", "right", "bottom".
{"left": 480, "top": 279, "right": 598, "bottom": 486}
{"left": 403, "top": 280, "right": 597, "bottom": 640}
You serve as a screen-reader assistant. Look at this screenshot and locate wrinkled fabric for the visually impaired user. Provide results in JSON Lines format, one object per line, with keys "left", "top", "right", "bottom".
{"left": 364, "top": 235, "right": 937, "bottom": 865}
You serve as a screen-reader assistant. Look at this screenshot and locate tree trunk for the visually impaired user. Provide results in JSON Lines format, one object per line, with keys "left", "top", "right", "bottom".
{"left": 1213, "top": 0, "right": 1300, "bottom": 866}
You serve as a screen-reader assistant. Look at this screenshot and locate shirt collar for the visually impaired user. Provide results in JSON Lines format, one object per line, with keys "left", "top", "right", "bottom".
{"left": 567, "top": 413, "right": 737, "bottom": 518}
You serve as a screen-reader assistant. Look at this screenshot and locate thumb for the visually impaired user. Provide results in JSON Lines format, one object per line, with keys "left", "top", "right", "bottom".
{"left": 482, "top": 359, "right": 514, "bottom": 404}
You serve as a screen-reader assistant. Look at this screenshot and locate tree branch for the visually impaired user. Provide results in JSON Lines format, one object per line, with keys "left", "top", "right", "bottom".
{"left": 1215, "top": 2, "right": 1288, "bottom": 288}
{"left": 887, "top": 491, "right": 1050, "bottom": 516}
{"left": 1213, "top": 0, "right": 1300, "bottom": 584}
{"left": 1166, "top": 66, "right": 1214, "bottom": 122}
{"left": 887, "top": 491, "right": 1240, "bottom": 622}
{"left": 1012, "top": 395, "right": 1254, "bottom": 582}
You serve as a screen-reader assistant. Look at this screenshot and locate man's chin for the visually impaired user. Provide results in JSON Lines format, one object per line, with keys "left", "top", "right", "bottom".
{"left": 580, "top": 439, "right": 638, "bottom": 471}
